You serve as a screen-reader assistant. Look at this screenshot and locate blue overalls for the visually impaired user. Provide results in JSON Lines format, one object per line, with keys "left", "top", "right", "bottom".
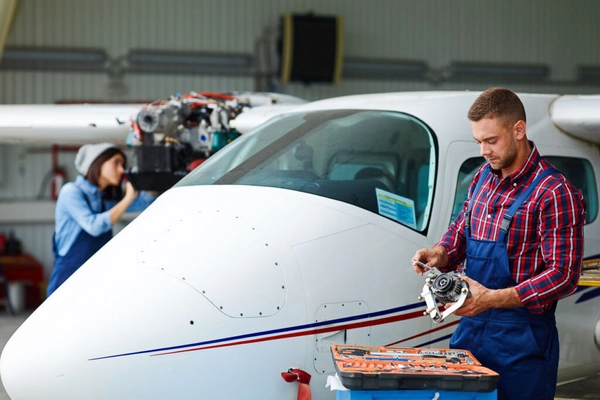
{"left": 47, "top": 194, "right": 112, "bottom": 297}
{"left": 450, "top": 167, "right": 559, "bottom": 400}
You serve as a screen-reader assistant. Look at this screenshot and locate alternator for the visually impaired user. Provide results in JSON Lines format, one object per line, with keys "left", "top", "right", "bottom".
{"left": 418, "top": 271, "right": 469, "bottom": 323}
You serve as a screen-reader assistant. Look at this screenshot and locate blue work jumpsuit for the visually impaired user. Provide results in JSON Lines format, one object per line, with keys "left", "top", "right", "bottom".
{"left": 47, "top": 177, "right": 155, "bottom": 297}
{"left": 47, "top": 194, "right": 112, "bottom": 297}
{"left": 450, "top": 168, "right": 559, "bottom": 400}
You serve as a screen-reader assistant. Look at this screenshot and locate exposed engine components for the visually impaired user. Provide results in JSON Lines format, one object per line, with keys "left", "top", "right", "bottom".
{"left": 418, "top": 269, "right": 469, "bottom": 323}
{"left": 135, "top": 100, "right": 190, "bottom": 137}
{"left": 126, "top": 91, "right": 304, "bottom": 192}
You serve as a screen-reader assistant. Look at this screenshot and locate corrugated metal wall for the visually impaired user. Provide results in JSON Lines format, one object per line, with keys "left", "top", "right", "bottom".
{"left": 3, "top": 0, "right": 600, "bottom": 104}
{"left": 1, "top": 0, "right": 600, "bottom": 277}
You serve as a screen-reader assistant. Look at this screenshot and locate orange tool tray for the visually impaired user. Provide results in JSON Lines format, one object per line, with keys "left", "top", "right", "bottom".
{"left": 331, "top": 344, "right": 499, "bottom": 392}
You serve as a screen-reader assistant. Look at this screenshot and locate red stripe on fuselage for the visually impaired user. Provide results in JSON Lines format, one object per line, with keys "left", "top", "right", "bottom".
{"left": 154, "top": 310, "right": 425, "bottom": 356}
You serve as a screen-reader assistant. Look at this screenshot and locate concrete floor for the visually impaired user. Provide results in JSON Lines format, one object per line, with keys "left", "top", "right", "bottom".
{"left": 556, "top": 375, "right": 600, "bottom": 400}
{"left": 0, "top": 309, "right": 598, "bottom": 399}
{"left": 0, "top": 311, "right": 30, "bottom": 400}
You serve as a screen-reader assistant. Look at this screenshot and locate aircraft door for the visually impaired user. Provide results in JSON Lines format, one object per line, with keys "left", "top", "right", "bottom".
{"left": 438, "top": 141, "right": 483, "bottom": 231}
{"left": 313, "top": 301, "right": 371, "bottom": 374}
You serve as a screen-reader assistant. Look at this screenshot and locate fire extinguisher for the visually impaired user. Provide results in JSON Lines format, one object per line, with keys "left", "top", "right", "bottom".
{"left": 51, "top": 168, "right": 67, "bottom": 200}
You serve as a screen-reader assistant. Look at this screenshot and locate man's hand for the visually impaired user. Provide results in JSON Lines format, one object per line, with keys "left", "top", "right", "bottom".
{"left": 411, "top": 245, "right": 448, "bottom": 276}
{"left": 444, "top": 276, "right": 523, "bottom": 316}
{"left": 445, "top": 276, "right": 489, "bottom": 316}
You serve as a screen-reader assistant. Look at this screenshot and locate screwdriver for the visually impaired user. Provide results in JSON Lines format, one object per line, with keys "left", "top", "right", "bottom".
{"left": 412, "top": 259, "right": 440, "bottom": 274}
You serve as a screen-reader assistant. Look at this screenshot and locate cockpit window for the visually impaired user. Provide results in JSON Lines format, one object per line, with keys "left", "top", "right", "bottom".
{"left": 177, "top": 110, "right": 438, "bottom": 232}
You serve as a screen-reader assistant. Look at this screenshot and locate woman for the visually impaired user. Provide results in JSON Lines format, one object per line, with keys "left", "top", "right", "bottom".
{"left": 47, "top": 143, "right": 156, "bottom": 297}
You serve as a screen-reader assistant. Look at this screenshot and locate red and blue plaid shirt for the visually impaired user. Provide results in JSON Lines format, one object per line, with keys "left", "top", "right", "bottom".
{"left": 437, "top": 143, "right": 586, "bottom": 314}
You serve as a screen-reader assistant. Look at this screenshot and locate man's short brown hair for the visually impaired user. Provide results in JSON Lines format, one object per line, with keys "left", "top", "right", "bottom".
{"left": 468, "top": 87, "right": 526, "bottom": 127}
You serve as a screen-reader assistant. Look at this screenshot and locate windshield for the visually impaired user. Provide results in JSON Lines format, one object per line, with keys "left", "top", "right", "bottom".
{"left": 177, "top": 109, "right": 438, "bottom": 232}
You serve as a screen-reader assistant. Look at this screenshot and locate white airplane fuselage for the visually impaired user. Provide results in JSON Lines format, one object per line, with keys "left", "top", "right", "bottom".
{"left": 1, "top": 92, "right": 600, "bottom": 399}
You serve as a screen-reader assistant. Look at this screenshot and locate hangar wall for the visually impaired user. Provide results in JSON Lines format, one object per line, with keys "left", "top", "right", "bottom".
{"left": 0, "top": 0, "right": 599, "bottom": 281}
{"left": 2, "top": 0, "right": 600, "bottom": 104}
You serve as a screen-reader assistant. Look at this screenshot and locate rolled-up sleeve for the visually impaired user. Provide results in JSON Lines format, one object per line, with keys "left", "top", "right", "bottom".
{"left": 126, "top": 190, "right": 157, "bottom": 213}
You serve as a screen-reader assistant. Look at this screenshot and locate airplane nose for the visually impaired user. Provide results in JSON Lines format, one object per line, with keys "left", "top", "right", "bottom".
{"left": 0, "top": 186, "right": 375, "bottom": 399}
{"left": 0, "top": 194, "right": 289, "bottom": 399}
{"left": 0, "top": 262, "right": 236, "bottom": 399}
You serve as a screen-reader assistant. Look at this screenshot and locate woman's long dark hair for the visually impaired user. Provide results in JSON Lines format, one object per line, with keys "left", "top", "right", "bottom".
{"left": 85, "top": 147, "right": 127, "bottom": 200}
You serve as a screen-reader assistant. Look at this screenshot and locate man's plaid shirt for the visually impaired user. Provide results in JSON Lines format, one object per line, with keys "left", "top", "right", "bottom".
{"left": 437, "top": 143, "right": 586, "bottom": 314}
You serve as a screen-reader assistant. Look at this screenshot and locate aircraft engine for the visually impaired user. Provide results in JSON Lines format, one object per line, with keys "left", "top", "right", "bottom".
{"left": 126, "top": 92, "right": 250, "bottom": 192}
{"left": 136, "top": 100, "right": 190, "bottom": 136}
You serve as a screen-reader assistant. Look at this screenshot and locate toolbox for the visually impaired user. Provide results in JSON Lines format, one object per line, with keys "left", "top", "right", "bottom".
{"left": 335, "top": 388, "right": 497, "bottom": 400}
{"left": 331, "top": 344, "right": 498, "bottom": 395}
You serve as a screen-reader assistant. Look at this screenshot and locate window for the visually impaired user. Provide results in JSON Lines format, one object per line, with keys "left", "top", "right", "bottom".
{"left": 178, "top": 109, "right": 438, "bottom": 232}
{"left": 450, "top": 157, "right": 485, "bottom": 223}
{"left": 545, "top": 156, "right": 597, "bottom": 223}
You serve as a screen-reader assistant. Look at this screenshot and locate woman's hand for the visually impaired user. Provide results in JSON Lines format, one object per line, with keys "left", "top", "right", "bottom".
{"left": 109, "top": 182, "right": 140, "bottom": 225}
{"left": 124, "top": 181, "right": 139, "bottom": 201}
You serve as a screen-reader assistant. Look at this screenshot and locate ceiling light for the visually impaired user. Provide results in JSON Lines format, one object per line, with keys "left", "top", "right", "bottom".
{"left": 449, "top": 62, "right": 549, "bottom": 80}
{"left": 343, "top": 58, "right": 427, "bottom": 79}
{"left": 127, "top": 49, "right": 253, "bottom": 75}
{"left": 578, "top": 66, "right": 600, "bottom": 82}
{"left": 0, "top": 46, "right": 107, "bottom": 71}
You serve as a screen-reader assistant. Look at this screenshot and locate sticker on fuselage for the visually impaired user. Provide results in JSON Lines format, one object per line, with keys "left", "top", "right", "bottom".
{"left": 376, "top": 189, "right": 416, "bottom": 228}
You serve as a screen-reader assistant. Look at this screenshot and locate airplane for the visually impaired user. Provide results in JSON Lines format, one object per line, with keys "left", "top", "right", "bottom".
{"left": 0, "top": 90, "right": 599, "bottom": 399}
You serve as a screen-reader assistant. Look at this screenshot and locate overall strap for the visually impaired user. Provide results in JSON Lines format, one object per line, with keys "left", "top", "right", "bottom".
{"left": 77, "top": 185, "right": 106, "bottom": 212}
{"left": 465, "top": 166, "right": 491, "bottom": 234}
{"left": 53, "top": 187, "right": 95, "bottom": 258}
{"left": 497, "top": 168, "right": 558, "bottom": 242}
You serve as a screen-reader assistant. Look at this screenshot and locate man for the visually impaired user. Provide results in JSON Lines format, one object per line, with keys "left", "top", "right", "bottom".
{"left": 412, "top": 87, "right": 585, "bottom": 400}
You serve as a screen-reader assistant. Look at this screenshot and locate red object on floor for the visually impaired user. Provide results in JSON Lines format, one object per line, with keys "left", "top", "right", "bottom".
{"left": 0, "top": 253, "right": 45, "bottom": 308}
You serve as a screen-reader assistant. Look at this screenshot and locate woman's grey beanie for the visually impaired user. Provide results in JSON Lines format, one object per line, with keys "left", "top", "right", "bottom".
{"left": 74, "top": 143, "right": 118, "bottom": 176}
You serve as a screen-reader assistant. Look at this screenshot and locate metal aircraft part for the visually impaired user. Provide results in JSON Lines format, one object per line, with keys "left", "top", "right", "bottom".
{"left": 125, "top": 91, "right": 307, "bottom": 191}
{"left": 419, "top": 271, "right": 469, "bottom": 323}
{"left": 551, "top": 95, "right": 600, "bottom": 143}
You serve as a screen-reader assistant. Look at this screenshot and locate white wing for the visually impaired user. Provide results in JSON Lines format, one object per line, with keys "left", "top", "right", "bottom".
{"left": 0, "top": 104, "right": 143, "bottom": 144}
